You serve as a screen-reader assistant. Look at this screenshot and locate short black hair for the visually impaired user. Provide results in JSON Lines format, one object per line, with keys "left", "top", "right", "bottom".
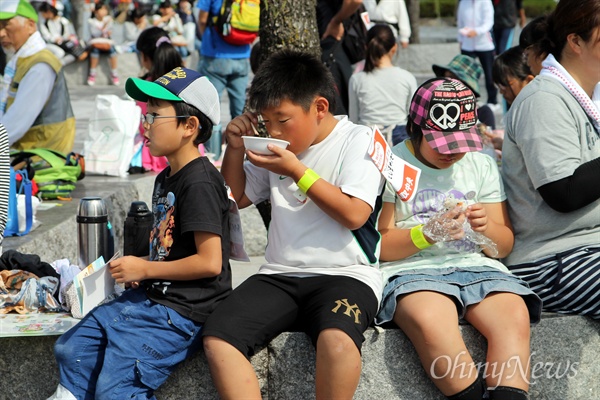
{"left": 492, "top": 46, "right": 532, "bottom": 87}
{"left": 147, "top": 98, "right": 213, "bottom": 146}
{"left": 247, "top": 49, "right": 337, "bottom": 113}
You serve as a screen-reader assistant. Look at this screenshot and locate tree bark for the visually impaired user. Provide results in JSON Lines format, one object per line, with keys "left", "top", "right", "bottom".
{"left": 257, "top": 0, "right": 321, "bottom": 65}
{"left": 406, "top": 0, "right": 420, "bottom": 44}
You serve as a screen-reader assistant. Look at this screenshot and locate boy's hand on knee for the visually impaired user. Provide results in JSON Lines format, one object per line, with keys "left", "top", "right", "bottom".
{"left": 225, "top": 112, "right": 257, "bottom": 150}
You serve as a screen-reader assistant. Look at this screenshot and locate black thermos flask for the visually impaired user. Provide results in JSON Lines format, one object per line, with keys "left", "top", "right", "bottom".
{"left": 123, "top": 201, "right": 153, "bottom": 257}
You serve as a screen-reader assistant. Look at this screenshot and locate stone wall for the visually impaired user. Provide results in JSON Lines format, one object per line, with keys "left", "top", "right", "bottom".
{"left": 2, "top": 316, "right": 598, "bottom": 399}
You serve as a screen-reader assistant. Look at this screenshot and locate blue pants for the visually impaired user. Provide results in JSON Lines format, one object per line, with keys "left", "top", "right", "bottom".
{"left": 198, "top": 56, "right": 249, "bottom": 119}
{"left": 198, "top": 56, "right": 249, "bottom": 160}
{"left": 461, "top": 49, "right": 498, "bottom": 105}
{"left": 54, "top": 288, "right": 203, "bottom": 400}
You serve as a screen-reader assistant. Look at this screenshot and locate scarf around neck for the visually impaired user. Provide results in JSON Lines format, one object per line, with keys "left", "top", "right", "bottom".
{"left": 0, "top": 31, "right": 47, "bottom": 117}
{"left": 540, "top": 53, "right": 600, "bottom": 133}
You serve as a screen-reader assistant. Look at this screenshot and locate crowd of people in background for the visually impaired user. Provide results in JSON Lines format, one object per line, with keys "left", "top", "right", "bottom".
{"left": 1, "top": 0, "right": 599, "bottom": 399}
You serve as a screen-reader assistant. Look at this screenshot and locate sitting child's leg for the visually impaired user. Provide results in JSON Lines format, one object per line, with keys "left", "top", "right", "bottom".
{"left": 394, "top": 291, "right": 484, "bottom": 399}
{"left": 203, "top": 336, "right": 261, "bottom": 399}
{"left": 203, "top": 275, "right": 301, "bottom": 399}
{"left": 303, "top": 275, "right": 379, "bottom": 399}
{"left": 54, "top": 310, "right": 107, "bottom": 399}
{"left": 315, "top": 329, "right": 362, "bottom": 399}
{"left": 465, "top": 292, "right": 531, "bottom": 399}
{"left": 87, "top": 48, "right": 100, "bottom": 85}
{"left": 108, "top": 47, "right": 119, "bottom": 85}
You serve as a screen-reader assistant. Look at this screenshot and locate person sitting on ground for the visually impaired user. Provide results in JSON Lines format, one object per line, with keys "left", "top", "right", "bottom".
{"left": 376, "top": 77, "right": 542, "bottom": 400}
{"left": 432, "top": 54, "right": 496, "bottom": 130}
{"left": 202, "top": 49, "right": 385, "bottom": 399}
{"left": 0, "top": 0, "right": 75, "bottom": 154}
{"left": 134, "top": 26, "right": 183, "bottom": 173}
{"left": 38, "top": 1, "right": 86, "bottom": 66}
{"left": 518, "top": 15, "right": 547, "bottom": 76}
{"left": 86, "top": 2, "right": 119, "bottom": 86}
{"left": 492, "top": 46, "right": 534, "bottom": 107}
{"left": 487, "top": 45, "right": 534, "bottom": 156}
{"left": 501, "top": 0, "right": 600, "bottom": 319}
{"left": 49, "top": 67, "right": 232, "bottom": 399}
{"left": 120, "top": 7, "right": 148, "bottom": 55}
{"left": 348, "top": 24, "right": 417, "bottom": 145}
{"left": 153, "top": 0, "right": 188, "bottom": 59}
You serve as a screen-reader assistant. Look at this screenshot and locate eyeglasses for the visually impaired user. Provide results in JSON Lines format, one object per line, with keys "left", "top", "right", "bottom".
{"left": 141, "top": 113, "right": 190, "bottom": 125}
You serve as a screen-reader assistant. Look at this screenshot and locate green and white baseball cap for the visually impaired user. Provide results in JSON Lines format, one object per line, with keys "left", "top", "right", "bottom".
{"left": 126, "top": 67, "right": 220, "bottom": 125}
{"left": 0, "top": 0, "right": 39, "bottom": 22}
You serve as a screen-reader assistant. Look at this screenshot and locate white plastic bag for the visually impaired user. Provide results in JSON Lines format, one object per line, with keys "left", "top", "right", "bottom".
{"left": 84, "top": 95, "right": 141, "bottom": 177}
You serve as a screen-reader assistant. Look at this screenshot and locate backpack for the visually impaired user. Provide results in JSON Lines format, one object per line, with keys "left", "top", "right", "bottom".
{"left": 10, "top": 148, "right": 85, "bottom": 200}
{"left": 210, "top": 0, "right": 260, "bottom": 46}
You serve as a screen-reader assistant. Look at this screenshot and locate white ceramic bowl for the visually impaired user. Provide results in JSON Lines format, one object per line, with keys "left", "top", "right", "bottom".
{"left": 242, "top": 136, "right": 290, "bottom": 155}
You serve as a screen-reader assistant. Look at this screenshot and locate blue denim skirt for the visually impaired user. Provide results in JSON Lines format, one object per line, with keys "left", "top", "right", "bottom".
{"left": 376, "top": 266, "right": 542, "bottom": 325}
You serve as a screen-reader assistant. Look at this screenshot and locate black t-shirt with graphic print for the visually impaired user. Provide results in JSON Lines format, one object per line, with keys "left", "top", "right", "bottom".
{"left": 144, "top": 156, "right": 232, "bottom": 323}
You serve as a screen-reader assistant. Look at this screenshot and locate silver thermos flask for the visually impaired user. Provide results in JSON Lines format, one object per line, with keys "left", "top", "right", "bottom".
{"left": 77, "top": 196, "right": 114, "bottom": 267}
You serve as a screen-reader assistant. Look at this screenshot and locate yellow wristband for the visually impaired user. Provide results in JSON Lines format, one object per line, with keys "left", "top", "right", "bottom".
{"left": 297, "top": 168, "right": 320, "bottom": 193}
{"left": 410, "top": 224, "right": 432, "bottom": 250}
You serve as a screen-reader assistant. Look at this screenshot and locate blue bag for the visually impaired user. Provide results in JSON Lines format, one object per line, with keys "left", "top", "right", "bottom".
{"left": 5, "top": 167, "right": 33, "bottom": 236}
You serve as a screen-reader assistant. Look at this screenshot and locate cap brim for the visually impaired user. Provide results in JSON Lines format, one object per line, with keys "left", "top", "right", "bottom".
{"left": 423, "top": 127, "right": 483, "bottom": 154}
{"left": 432, "top": 64, "right": 448, "bottom": 78}
{"left": 0, "top": 11, "right": 16, "bottom": 19}
{"left": 125, "top": 77, "right": 182, "bottom": 103}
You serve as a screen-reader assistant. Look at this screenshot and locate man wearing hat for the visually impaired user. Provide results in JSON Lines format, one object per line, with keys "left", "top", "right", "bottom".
{"left": 432, "top": 54, "right": 497, "bottom": 130}
{"left": 0, "top": 0, "right": 75, "bottom": 154}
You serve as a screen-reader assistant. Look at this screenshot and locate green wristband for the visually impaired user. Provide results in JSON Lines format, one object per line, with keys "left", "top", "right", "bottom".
{"left": 410, "top": 224, "right": 432, "bottom": 250}
{"left": 297, "top": 168, "right": 320, "bottom": 193}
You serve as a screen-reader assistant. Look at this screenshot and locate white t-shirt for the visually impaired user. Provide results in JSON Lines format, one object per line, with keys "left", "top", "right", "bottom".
{"left": 244, "top": 116, "right": 385, "bottom": 301}
{"left": 380, "top": 141, "right": 509, "bottom": 282}
{"left": 456, "top": 0, "right": 495, "bottom": 52}
{"left": 348, "top": 66, "right": 417, "bottom": 128}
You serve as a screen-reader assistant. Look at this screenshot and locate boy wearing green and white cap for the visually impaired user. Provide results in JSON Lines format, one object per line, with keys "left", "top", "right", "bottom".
{"left": 50, "top": 67, "right": 232, "bottom": 399}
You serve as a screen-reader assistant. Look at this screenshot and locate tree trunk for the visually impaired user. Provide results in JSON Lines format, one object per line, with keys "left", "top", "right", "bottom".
{"left": 257, "top": 0, "right": 321, "bottom": 65}
{"left": 406, "top": 0, "right": 420, "bottom": 44}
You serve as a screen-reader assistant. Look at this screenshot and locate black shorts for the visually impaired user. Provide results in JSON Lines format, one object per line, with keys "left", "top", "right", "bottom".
{"left": 202, "top": 274, "right": 379, "bottom": 359}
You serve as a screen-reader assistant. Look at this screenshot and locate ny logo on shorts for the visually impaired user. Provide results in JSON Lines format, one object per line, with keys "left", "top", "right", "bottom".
{"left": 332, "top": 299, "right": 361, "bottom": 324}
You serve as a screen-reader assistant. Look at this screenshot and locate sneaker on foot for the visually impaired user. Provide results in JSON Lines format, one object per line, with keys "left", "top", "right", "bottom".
{"left": 87, "top": 73, "right": 96, "bottom": 86}
{"left": 111, "top": 74, "right": 120, "bottom": 85}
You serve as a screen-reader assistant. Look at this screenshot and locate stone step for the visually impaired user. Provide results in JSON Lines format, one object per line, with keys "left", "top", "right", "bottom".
{"left": 2, "top": 315, "right": 597, "bottom": 399}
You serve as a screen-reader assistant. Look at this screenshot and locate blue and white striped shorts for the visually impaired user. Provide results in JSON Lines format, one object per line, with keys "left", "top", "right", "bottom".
{"left": 509, "top": 245, "right": 600, "bottom": 319}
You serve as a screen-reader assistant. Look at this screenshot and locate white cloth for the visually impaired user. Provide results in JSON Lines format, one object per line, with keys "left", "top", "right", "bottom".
{"left": 243, "top": 117, "right": 385, "bottom": 301}
{"left": 540, "top": 53, "right": 600, "bottom": 132}
{"left": 363, "top": 0, "right": 411, "bottom": 44}
{"left": 0, "top": 31, "right": 47, "bottom": 117}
